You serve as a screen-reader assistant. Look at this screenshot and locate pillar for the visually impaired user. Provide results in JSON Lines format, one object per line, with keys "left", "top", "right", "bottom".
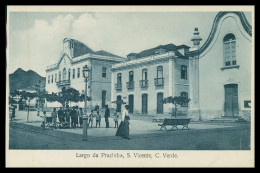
{"left": 188, "top": 28, "right": 202, "bottom": 121}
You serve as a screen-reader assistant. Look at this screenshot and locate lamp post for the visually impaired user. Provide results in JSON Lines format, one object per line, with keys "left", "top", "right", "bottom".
{"left": 82, "top": 65, "right": 90, "bottom": 141}
{"left": 35, "top": 82, "right": 40, "bottom": 116}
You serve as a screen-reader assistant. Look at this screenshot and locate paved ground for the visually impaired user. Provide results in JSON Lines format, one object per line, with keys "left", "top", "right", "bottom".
{"left": 8, "top": 110, "right": 251, "bottom": 150}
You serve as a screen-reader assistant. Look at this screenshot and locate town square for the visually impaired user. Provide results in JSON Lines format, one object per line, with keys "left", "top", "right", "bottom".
{"left": 6, "top": 6, "right": 254, "bottom": 167}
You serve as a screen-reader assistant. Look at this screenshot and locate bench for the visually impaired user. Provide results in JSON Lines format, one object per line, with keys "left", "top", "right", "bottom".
{"left": 152, "top": 118, "right": 164, "bottom": 122}
{"left": 158, "top": 118, "right": 191, "bottom": 131}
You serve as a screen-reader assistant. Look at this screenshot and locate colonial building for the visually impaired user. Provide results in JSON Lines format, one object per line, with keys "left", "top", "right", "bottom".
{"left": 110, "top": 44, "right": 190, "bottom": 115}
{"left": 187, "top": 12, "right": 252, "bottom": 121}
{"left": 45, "top": 38, "right": 124, "bottom": 108}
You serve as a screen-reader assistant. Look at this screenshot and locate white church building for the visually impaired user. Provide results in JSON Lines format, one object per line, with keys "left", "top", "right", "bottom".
{"left": 187, "top": 11, "right": 252, "bottom": 121}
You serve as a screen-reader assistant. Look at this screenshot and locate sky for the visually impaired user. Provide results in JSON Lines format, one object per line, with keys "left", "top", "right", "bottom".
{"left": 7, "top": 11, "right": 252, "bottom": 77}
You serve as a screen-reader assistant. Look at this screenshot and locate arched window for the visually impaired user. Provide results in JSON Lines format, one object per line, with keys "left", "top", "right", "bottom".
{"left": 223, "top": 33, "right": 236, "bottom": 66}
{"left": 157, "top": 66, "right": 163, "bottom": 78}
{"left": 68, "top": 69, "right": 71, "bottom": 80}
{"left": 59, "top": 71, "right": 61, "bottom": 81}
{"left": 117, "top": 73, "right": 122, "bottom": 83}
{"left": 180, "top": 92, "right": 188, "bottom": 107}
{"left": 142, "top": 68, "right": 148, "bottom": 80}
{"left": 181, "top": 65, "right": 187, "bottom": 79}
{"left": 62, "top": 68, "right": 66, "bottom": 80}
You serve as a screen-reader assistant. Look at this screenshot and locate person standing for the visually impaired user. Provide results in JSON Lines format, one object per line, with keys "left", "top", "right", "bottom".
{"left": 95, "top": 111, "right": 101, "bottom": 128}
{"left": 79, "top": 108, "right": 83, "bottom": 128}
{"left": 65, "top": 108, "right": 70, "bottom": 124}
{"left": 88, "top": 110, "right": 94, "bottom": 128}
{"left": 75, "top": 106, "right": 79, "bottom": 128}
{"left": 104, "top": 105, "right": 110, "bottom": 128}
{"left": 51, "top": 108, "right": 57, "bottom": 129}
{"left": 70, "top": 107, "right": 76, "bottom": 128}
{"left": 122, "top": 105, "right": 130, "bottom": 140}
{"left": 58, "top": 107, "right": 63, "bottom": 123}
{"left": 113, "top": 110, "right": 119, "bottom": 128}
{"left": 11, "top": 106, "right": 16, "bottom": 120}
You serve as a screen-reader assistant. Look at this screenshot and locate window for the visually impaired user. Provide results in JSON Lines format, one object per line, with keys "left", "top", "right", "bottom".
{"left": 68, "top": 69, "right": 71, "bottom": 80}
{"left": 181, "top": 92, "right": 188, "bottom": 107}
{"left": 223, "top": 33, "right": 236, "bottom": 66}
{"left": 73, "top": 69, "right": 75, "bottom": 79}
{"left": 59, "top": 71, "right": 61, "bottom": 81}
{"left": 157, "top": 66, "right": 163, "bottom": 78}
{"left": 48, "top": 75, "right": 50, "bottom": 84}
{"left": 51, "top": 75, "right": 53, "bottom": 83}
{"left": 70, "top": 42, "right": 74, "bottom": 49}
{"left": 102, "top": 67, "right": 107, "bottom": 78}
{"left": 116, "top": 73, "right": 122, "bottom": 89}
{"left": 129, "top": 71, "right": 134, "bottom": 82}
{"left": 181, "top": 65, "right": 187, "bottom": 79}
{"left": 142, "top": 68, "right": 148, "bottom": 80}
{"left": 77, "top": 68, "right": 80, "bottom": 78}
{"left": 55, "top": 74, "right": 57, "bottom": 82}
{"left": 117, "top": 73, "right": 122, "bottom": 83}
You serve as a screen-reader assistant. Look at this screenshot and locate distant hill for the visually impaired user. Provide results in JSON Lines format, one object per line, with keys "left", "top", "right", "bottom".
{"left": 9, "top": 68, "right": 45, "bottom": 92}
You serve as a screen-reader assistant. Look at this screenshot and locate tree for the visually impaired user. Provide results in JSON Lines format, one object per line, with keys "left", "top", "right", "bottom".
{"left": 20, "top": 91, "right": 36, "bottom": 122}
{"left": 46, "top": 87, "right": 91, "bottom": 108}
{"left": 162, "top": 96, "right": 190, "bottom": 118}
{"left": 111, "top": 99, "right": 127, "bottom": 112}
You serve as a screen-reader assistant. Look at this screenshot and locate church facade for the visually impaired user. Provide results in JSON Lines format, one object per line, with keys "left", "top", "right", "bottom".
{"left": 187, "top": 12, "right": 252, "bottom": 121}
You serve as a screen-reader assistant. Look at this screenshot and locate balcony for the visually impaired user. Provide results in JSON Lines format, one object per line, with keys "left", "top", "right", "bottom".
{"left": 56, "top": 80, "right": 71, "bottom": 87}
{"left": 154, "top": 77, "right": 164, "bottom": 86}
{"left": 140, "top": 80, "right": 149, "bottom": 88}
{"left": 115, "top": 83, "right": 122, "bottom": 90}
{"left": 126, "top": 82, "right": 135, "bottom": 89}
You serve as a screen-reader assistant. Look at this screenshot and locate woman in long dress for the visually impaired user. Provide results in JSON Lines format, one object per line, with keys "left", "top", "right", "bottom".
{"left": 116, "top": 105, "right": 130, "bottom": 140}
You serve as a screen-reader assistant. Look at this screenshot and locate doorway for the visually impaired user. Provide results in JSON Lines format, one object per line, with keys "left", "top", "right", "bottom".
{"left": 157, "top": 92, "right": 164, "bottom": 114}
{"left": 116, "top": 95, "right": 122, "bottom": 112}
{"left": 142, "top": 94, "right": 148, "bottom": 114}
{"left": 128, "top": 95, "right": 134, "bottom": 113}
{"left": 102, "top": 90, "right": 107, "bottom": 108}
{"left": 224, "top": 84, "right": 239, "bottom": 116}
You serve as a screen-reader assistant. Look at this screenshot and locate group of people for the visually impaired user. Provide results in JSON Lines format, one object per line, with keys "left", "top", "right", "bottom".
{"left": 42, "top": 104, "right": 131, "bottom": 140}
{"left": 49, "top": 106, "right": 84, "bottom": 129}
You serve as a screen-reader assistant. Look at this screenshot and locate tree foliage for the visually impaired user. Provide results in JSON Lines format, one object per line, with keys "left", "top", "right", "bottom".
{"left": 162, "top": 96, "right": 191, "bottom": 118}
{"left": 45, "top": 87, "right": 91, "bottom": 108}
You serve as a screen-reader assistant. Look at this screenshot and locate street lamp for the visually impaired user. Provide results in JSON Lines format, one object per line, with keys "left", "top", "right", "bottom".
{"left": 82, "top": 65, "right": 90, "bottom": 113}
{"left": 82, "top": 65, "right": 90, "bottom": 141}
{"left": 35, "top": 83, "right": 40, "bottom": 116}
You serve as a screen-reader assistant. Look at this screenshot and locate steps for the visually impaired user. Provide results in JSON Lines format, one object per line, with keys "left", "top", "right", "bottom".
{"left": 210, "top": 116, "right": 247, "bottom": 123}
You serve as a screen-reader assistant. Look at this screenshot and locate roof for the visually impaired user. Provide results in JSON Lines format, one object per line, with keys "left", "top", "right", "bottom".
{"left": 127, "top": 43, "right": 189, "bottom": 59}
{"left": 93, "top": 50, "right": 123, "bottom": 58}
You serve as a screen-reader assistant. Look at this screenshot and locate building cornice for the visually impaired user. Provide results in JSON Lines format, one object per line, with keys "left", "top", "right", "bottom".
{"left": 46, "top": 53, "right": 124, "bottom": 72}
{"left": 111, "top": 51, "right": 178, "bottom": 71}
{"left": 199, "top": 11, "right": 252, "bottom": 55}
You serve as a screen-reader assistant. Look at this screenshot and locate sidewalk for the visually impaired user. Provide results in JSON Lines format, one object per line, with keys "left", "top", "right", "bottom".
{"left": 9, "top": 110, "right": 247, "bottom": 139}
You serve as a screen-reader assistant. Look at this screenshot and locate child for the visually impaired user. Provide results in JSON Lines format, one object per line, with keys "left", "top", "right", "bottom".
{"left": 113, "top": 110, "right": 119, "bottom": 128}
{"left": 88, "top": 110, "right": 94, "bottom": 128}
{"left": 40, "top": 111, "right": 47, "bottom": 129}
{"left": 95, "top": 111, "right": 101, "bottom": 128}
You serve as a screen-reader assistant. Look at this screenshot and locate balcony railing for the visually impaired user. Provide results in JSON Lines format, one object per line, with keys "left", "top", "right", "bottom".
{"left": 56, "top": 80, "right": 71, "bottom": 87}
{"left": 126, "top": 82, "right": 135, "bottom": 89}
{"left": 140, "top": 80, "right": 149, "bottom": 88}
{"left": 115, "top": 83, "right": 122, "bottom": 90}
{"left": 154, "top": 77, "right": 164, "bottom": 86}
